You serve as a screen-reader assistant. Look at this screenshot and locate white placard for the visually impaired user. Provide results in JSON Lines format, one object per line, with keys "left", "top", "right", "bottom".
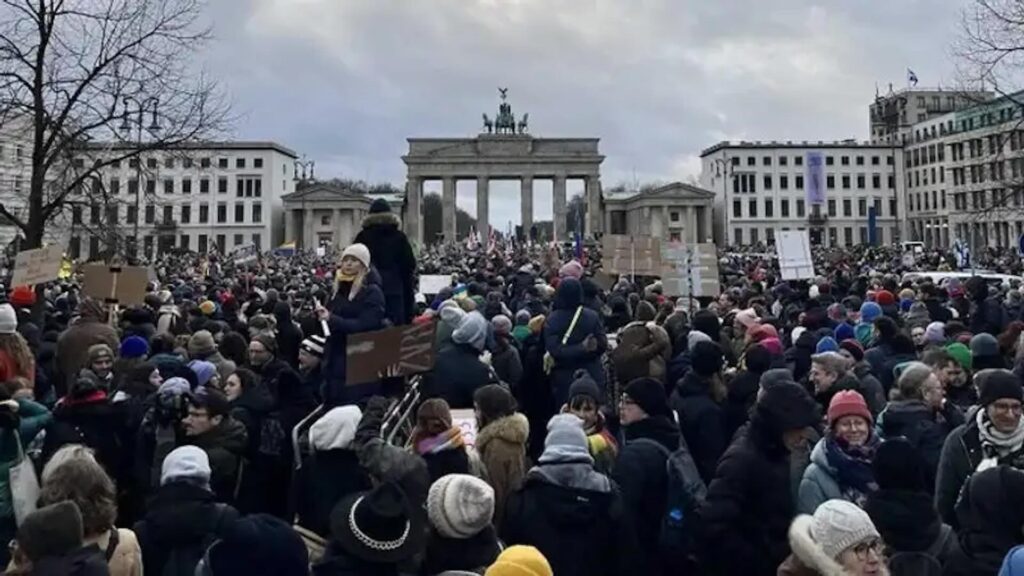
{"left": 11, "top": 245, "right": 63, "bottom": 287}
{"left": 451, "top": 409, "right": 477, "bottom": 447}
{"left": 418, "top": 274, "right": 452, "bottom": 295}
{"left": 777, "top": 230, "right": 815, "bottom": 280}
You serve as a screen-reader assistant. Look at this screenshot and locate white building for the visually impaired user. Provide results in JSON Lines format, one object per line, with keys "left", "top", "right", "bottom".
{"left": 699, "top": 141, "right": 905, "bottom": 247}
{"left": 902, "top": 113, "right": 954, "bottom": 247}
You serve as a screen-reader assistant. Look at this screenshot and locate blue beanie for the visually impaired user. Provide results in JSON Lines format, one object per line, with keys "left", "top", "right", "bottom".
{"left": 815, "top": 336, "right": 839, "bottom": 354}
{"left": 120, "top": 336, "right": 149, "bottom": 359}
{"left": 899, "top": 298, "right": 914, "bottom": 313}
{"left": 834, "top": 323, "right": 855, "bottom": 343}
{"left": 860, "top": 301, "right": 883, "bottom": 323}
{"left": 1002, "top": 545, "right": 1024, "bottom": 575}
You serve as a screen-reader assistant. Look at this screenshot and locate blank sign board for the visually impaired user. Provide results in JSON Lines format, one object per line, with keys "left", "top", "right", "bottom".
{"left": 777, "top": 230, "right": 815, "bottom": 280}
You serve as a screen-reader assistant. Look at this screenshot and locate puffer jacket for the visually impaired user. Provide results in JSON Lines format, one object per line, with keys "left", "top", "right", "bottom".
{"left": 798, "top": 439, "right": 846, "bottom": 514}
{"left": 612, "top": 320, "right": 671, "bottom": 385}
{"left": 476, "top": 413, "right": 529, "bottom": 529}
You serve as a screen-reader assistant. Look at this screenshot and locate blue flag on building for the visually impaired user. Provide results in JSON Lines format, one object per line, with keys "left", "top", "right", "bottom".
{"left": 908, "top": 68, "right": 918, "bottom": 86}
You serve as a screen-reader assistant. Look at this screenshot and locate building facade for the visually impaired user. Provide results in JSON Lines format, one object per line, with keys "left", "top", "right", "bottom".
{"left": 281, "top": 183, "right": 403, "bottom": 249}
{"left": 870, "top": 88, "right": 990, "bottom": 146}
{"left": 699, "top": 141, "right": 905, "bottom": 247}
{"left": 603, "top": 182, "right": 714, "bottom": 243}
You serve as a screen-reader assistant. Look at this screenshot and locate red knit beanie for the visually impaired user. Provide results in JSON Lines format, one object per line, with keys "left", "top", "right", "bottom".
{"left": 827, "top": 390, "right": 872, "bottom": 427}
{"left": 875, "top": 290, "right": 896, "bottom": 306}
{"left": 9, "top": 286, "right": 35, "bottom": 307}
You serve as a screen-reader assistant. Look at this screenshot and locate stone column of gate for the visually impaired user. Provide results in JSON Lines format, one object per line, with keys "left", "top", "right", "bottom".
{"left": 520, "top": 176, "right": 533, "bottom": 240}
{"left": 585, "top": 175, "right": 601, "bottom": 237}
{"left": 553, "top": 175, "right": 567, "bottom": 243}
{"left": 477, "top": 175, "right": 489, "bottom": 238}
{"left": 303, "top": 208, "right": 314, "bottom": 250}
{"left": 442, "top": 176, "right": 456, "bottom": 242}
{"left": 405, "top": 177, "right": 423, "bottom": 245}
{"left": 284, "top": 208, "right": 295, "bottom": 244}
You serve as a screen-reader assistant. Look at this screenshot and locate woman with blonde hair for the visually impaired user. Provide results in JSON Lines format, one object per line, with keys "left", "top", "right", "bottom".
{"left": 36, "top": 444, "right": 143, "bottom": 576}
{"left": 0, "top": 304, "right": 34, "bottom": 387}
{"left": 314, "top": 243, "right": 387, "bottom": 406}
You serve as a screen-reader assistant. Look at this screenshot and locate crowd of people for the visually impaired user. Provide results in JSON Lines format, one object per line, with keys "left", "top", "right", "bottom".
{"left": 5, "top": 200, "right": 1024, "bottom": 575}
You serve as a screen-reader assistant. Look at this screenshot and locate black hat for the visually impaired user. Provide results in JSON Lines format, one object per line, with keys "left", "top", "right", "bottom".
{"left": 979, "top": 370, "right": 1024, "bottom": 407}
{"left": 331, "top": 481, "right": 425, "bottom": 564}
{"left": 16, "top": 501, "right": 84, "bottom": 562}
{"left": 568, "top": 369, "right": 602, "bottom": 404}
{"left": 188, "top": 386, "right": 231, "bottom": 417}
{"left": 369, "top": 198, "right": 392, "bottom": 214}
{"left": 207, "top": 514, "right": 308, "bottom": 576}
{"left": 754, "top": 382, "right": 820, "bottom": 432}
{"left": 623, "top": 378, "right": 670, "bottom": 418}
{"left": 691, "top": 341, "right": 724, "bottom": 377}
{"left": 872, "top": 438, "right": 926, "bottom": 492}
{"left": 691, "top": 310, "right": 720, "bottom": 341}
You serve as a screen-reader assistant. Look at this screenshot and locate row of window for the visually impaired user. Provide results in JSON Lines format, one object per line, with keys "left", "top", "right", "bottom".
{"left": 950, "top": 189, "right": 1024, "bottom": 211}
{"left": 732, "top": 173, "right": 894, "bottom": 194}
{"left": 907, "top": 166, "right": 946, "bottom": 189}
{"left": 81, "top": 176, "right": 264, "bottom": 197}
{"left": 950, "top": 161, "right": 1013, "bottom": 186}
{"left": 74, "top": 156, "right": 266, "bottom": 171}
{"left": 728, "top": 154, "right": 893, "bottom": 168}
{"left": 731, "top": 226, "right": 896, "bottom": 246}
{"left": 730, "top": 197, "right": 893, "bottom": 219}
{"left": 69, "top": 232, "right": 263, "bottom": 260}
{"left": 73, "top": 201, "right": 263, "bottom": 226}
{"left": 909, "top": 190, "right": 947, "bottom": 212}
{"left": 907, "top": 143, "right": 946, "bottom": 168}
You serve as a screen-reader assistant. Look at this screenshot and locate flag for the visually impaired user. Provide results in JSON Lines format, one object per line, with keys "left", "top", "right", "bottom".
{"left": 907, "top": 68, "right": 918, "bottom": 86}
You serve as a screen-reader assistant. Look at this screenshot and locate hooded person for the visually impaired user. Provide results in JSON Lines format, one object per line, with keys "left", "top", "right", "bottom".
{"left": 562, "top": 369, "right": 618, "bottom": 474}
{"left": 778, "top": 499, "right": 888, "bottom": 576}
{"left": 473, "top": 384, "right": 529, "bottom": 530}
{"left": 9, "top": 501, "right": 110, "bottom": 576}
{"left": 612, "top": 299, "right": 672, "bottom": 385}
{"left": 542, "top": 277, "right": 607, "bottom": 408}
{"left": 354, "top": 198, "right": 417, "bottom": 327}
{"left": 55, "top": 298, "right": 120, "bottom": 398}
{"left": 272, "top": 300, "right": 303, "bottom": 370}
{"left": 502, "top": 414, "right": 640, "bottom": 576}
{"left": 972, "top": 332, "right": 1007, "bottom": 371}
{"left": 701, "top": 382, "right": 822, "bottom": 576}
{"left": 936, "top": 369, "right": 1024, "bottom": 529}
{"left": 422, "top": 311, "right": 495, "bottom": 409}
{"left": 944, "top": 466, "right": 1024, "bottom": 576}
{"left": 669, "top": 340, "right": 727, "bottom": 485}
{"left": 422, "top": 474, "right": 502, "bottom": 575}
{"left": 187, "top": 330, "right": 237, "bottom": 381}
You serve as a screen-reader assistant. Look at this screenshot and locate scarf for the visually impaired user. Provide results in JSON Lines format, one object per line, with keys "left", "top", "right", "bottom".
{"left": 976, "top": 408, "right": 1024, "bottom": 472}
{"left": 414, "top": 427, "right": 465, "bottom": 455}
{"left": 824, "top": 433, "right": 879, "bottom": 505}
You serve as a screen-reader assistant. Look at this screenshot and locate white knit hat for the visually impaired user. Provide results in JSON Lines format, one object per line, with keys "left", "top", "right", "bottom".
{"left": 309, "top": 405, "right": 362, "bottom": 451}
{"left": 427, "top": 474, "right": 495, "bottom": 539}
{"left": 810, "top": 499, "right": 880, "bottom": 560}
{"left": 0, "top": 303, "right": 16, "bottom": 335}
{"left": 161, "top": 446, "right": 212, "bottom": 487}
{"left": 341, "top": 243, "right": 371, "bottom": 269}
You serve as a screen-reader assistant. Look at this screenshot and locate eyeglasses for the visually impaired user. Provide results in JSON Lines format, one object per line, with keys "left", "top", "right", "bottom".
{"left": 991, "top": 402, "right": 1023, "bottom": 414}
{"left": 852, "top": 538, "right": 883, "bottom": 561}
{"left": 619, "top": 397, "right": 637, "bottom": 406}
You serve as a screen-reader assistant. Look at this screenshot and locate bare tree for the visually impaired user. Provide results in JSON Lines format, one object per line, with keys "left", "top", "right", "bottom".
{"left": 0, "top": 0, "right": 230, "bottom": 254}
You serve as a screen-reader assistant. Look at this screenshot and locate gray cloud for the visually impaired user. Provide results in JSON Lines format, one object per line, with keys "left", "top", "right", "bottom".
{"left": 201, "top": 0, "right": 965, "bottom": 226}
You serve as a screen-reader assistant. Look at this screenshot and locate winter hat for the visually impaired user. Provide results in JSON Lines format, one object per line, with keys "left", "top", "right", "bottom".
{"left": 188, "top": 360, "right": 218, "bottom": 387}
{"left": 754, "top": 382, "right": 821, "bottom": 434}
{"left": 875, "top": 291, "right": 896, "bottom": 307}
{"left": 331, "top": 481, "right": 425, "bottom": 563}
{"left": 759, "top": 368, "right": 797, "bottom": 391}
{"left": 188, "top": 386, "right": 231, "bottom": 417}
{"left": 898, "top": 288, "right": 916, "bottom": 301}
{"left": 207, "top": 514, "right": 309, "bottom": 576}
{"left": 854, "top": 323, "right": 874, "bottom": 347}
{"left": 759, "top": 337, "right": 783, "bottom": 356}
{"left": 979, "top": 369, "right": 1024, "bottom": 407}
{"left": 925, "top": 322, "right": 946, "bottom": 344}
{"left": 119, "top": 335, "right": 149, "bottom": 359}
{"left": 87, "top": 343, "right": 113, "bottom": 365}
{"left": 833, "top": 323, "right": 855, "bottom": 343}
{"left": 70, "top": 369, "right": 103, "bottom": 398}
{"left": 623, "top": 378, "right": 670, "bottom": 418}
{"left": 341, "top": 243, "right": 371, "bottom": 269}
{"left": 309, "top": 405, "right": 363, "bottom": 451}
{"left": 10, "top": 286, "right": 35, "bottom": 307}
{"left": 687, "top": 330, "right": 712, "bottom": 351}
{"left": 491, "top": 315, "right": 512, "bottom": 337}
{"left": 558, "top": 260, "right": 583, "bottom": 280}
{"left": 971, "top": 333, "right": 1000, "bottom": 358}
{"left": 827, "top": 390, "right": 872, "bottom": 427}
{"left": 568, "top": 369, "right": 601, "bottom": 403}
{"left": 15, "top": 501, "right": 84, "bottom": 562}
{"left": 691, "top": 310, "right": 721, "bottom": 340}
{"left": 839, "top": 339, "right": 865, "bottom": 362}
{"left": 161, "top": 445, "right": 212, "bottom": 487}
{"left": 790, "top": 326, "right": 807, "bottom": 345}
{"left": 827, "top": 303, "right": 848, "bottom": 323}
{"left": 453, "top": 311, "right": 488, "bottom": 352}
{"left": 199, "top": 300, "right": 217, "bottom": 316}
{"left": 1001, "top": 545, "right": 1024, "bottom": 576}
{"left": 252, "top": 333, "right": 278, "bottom": 356}
{"left": 514, "top": 310, "right": 530, "bottom": 326}
{"left": 427, "top": 474, "right": 495, "bottom": 539}
{"left": 748, "top": 323, "right": 779, "bottom": 343}
{"left": 945, "top": 342, "right": 973, "bottom": 372}
{"left": 810, "top": 499, "right": 881, "bottom": 561}
{"left": 539, "top": 414, "right": 593, "bottom": 465}
{"left": 690, "top": 340, "right": 724, "bottom": 377}
{"left": 871, "top": 438, "right": 926, "bottom": 492}
{"left": 0, "top": 303, "right": 16, "bottom": 334}
{"left": 859, "top": 302, "right": 883, "bottom": 324}
{"left": 157, "top": 377, "right": 191, "bottom": 399}
{"left": 188, "top": 330, "right": 217, "bottom": 358}
{"left": 369, "top": 198, "right": 392, "bottom": 214}
{"left": 485, "top": 545, "right": 553, "bottom": 576}
{"left": 815, "top": 336, "right": 839, "bottom": 354}
{"left": 734, "top": 308, "right": 759, "bottom": 329}
{"left": 300, "top": 334, "right": 326, "bottom": 359}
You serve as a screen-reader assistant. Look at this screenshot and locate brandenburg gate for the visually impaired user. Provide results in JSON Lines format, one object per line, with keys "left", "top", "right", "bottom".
{"left": 402, "top": 89, "right": 605, "bottom": 244}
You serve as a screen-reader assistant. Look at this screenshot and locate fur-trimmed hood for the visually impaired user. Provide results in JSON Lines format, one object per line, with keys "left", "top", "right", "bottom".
{"left": 361, "top": 211, "right": 401, "bottom": 229}
{"left": 786, "top": 515, "right": 889, "bottom": 576}
{"left": 476, "top": 412, "right": 529, "bottom": 451}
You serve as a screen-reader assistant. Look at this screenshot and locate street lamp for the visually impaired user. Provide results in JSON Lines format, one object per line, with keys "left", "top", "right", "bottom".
{"left": 120, "top": 96, "right": 160, "bottom": 262}
{"left": 712, "top": 156, "right": 734, "bottom": 245}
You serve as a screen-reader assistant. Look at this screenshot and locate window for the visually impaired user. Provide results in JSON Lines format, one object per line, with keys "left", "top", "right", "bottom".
{"left": 796, "top": 175, "right": 804, "bottom": 189}
{"left": 763, "top": 156, "right": 772, "bottom": 166}
{"left": 164, "top": 157, "right": 175, "bottom": 169}
{"left": 233, "top": 234, "right": 243, "bottom": 246}
{"left": 872, "top": 174, "right": 881, "bottom": 189}
{"left": 163, "top": 179, "right": 174, "bottom": 195}
{"left": 234, "top": 204, "right": 243, "bottom": 223}
{"left": 147, "top": 158, "right": 157, "bottom": 169}
{"left": 780, "top": 156, "right": 788, "bottom": 166}
{"left": 796, "top": 199, "right": 805, "bottom": 217}
{"left": 751, "top": 228, "right": 759, "bottom": 243}
{"left": 844, "top": 227, "right": 853, "bottom": 246}
{"left": 766, "top": 228, "right": 775, "bottom": 244}
{"left": 143, "top": 236, "right": 153, "bottom": 258}
{"left": 218, "top": 158, "right": 228, "bottom": 169}
{"left": 180, "top": 235, "right": 189, "bottom": 250}
{"left": 89, "top": 236, "right": 99, "bottom": 258}
{"left": 198, "top": 234, "right": 208, "bottom": 254}
{"left": 859, "top": 227, "right": 868, "bottom": 244}
{"left": 843, "top": 199, "right": 852, "bottom": 217}
{"left": 795, "top": 156, "right": 803, "bottom": 166}
{"left": 106, "top": 205, "right": 118, "bottom": 224}
{"left": 890, "top": 198, "right": 897, "bottom": 217}
{"left": 856, "top": 175, "right": 865, "bottom": 189}
{"left": 145, "top": 205, "right": 155, "bottom": 224}
{"left": 747, "top": 157, "right": 755, "bottom": 166}
{"left": 733, "top": 200, "right": 741, "bottom": 218}
{"left": 780, "top": 175, "right": 789, "bottom": 190}
{"left": 670, "top": 211, "right": 679, "bottom": 222}
{"left": 841, "top": 156, "right": 850, "bottom": 166}
{"left": 826, "top": 156, "right": 834, "bottom": 166}
{"left": 217, "top": 177, "right": 227, "bottom": 194}
{"left": 827, "top": 199, "right": 836, "bottom": 217}
{"left": 199, "top": 203, "right": 209, "bottom": 223}
{"left": 763, "top": 175, "right": 772, "bottom": 190}
{"left": 14, "top": 145, "right": 23, "bottom": 161}
{"left": 254, "top": 158, "right": 263, "bottom": 168}
{"left": 858, "top": 198, "right": 867, "bottom": 216}
{"left": 841, "top": 175, "right": 850, "bottom": 189}
{"left": 110, "top": 178, "right": 120, "bottom": 195}
{"left": 236, "top": 179, "right": 244, "bottom": 198}
{"left": 182, "top": 178, "right": 192, "bottom": 194}
{"left": 201, "top": 158, "right": 211, "bottom": 169}
{"left": 252, "top": 233, "right": 262, "bottom": 251}
{"left": 216, "top": 203, "right": 227, "bottom": 223}
{"left": 856, "top": 156, "right": 864, "bottom": 166}
{"left": 183, "top": 157, "right": 194, "bottom": 169}
{"left": 887, "top": 156, "right": 894, "bottom": 165}
{"left": 146, "top": 180, "right": 155, "bottom": 195}
{"left": 871, "top": 156, "right": 880, "bottom": 166}
{"left": 130, "top": 158, "right": 140, "bottom": 169}
{"left": 764, "top": 199, "right": 774, "bottom": 218}
{"left": 200, "top": 178, "right": 210, "bottom": 194}
{"left": 110, "top": 159, "right": 120, "bottom": 169}
{"left": 163, "top": 205, "right": 173, "bottom": 223}
{"left": 748, "top": 199, "right": 758, "bottom": 217}
{"left": 781, "top": 199, "right": 790, "bottom": 217}
{"left": 252, "top": 202, "right": 262, "bottom": 223}
{"left": 887, "top": 175, "right": 895, "bottom": 188}
{"left": 826, "top": 175, "right": 835, "bottom": 189}
{"left": 72, "top": 205, "right": 82, "bottom": 224}
{"left": 181, "top": 205, "right": 191, "bottom": 224}
{"left": 731, "top": 157, "right": 739, "bottom": 166}
{"left": 90, "top": 204, "right": 100, "bottom": 224}
{"left": 216, "top": 234, "right": 225, "bottom": 252}
{"left": 236, "top": 158, "right": 246, "bottom": 169}
{"left": 127, "top": 206, "right": 137, "bottom": 224}
{"left": 734, "top": 228, "right": 743, "bottom": 245}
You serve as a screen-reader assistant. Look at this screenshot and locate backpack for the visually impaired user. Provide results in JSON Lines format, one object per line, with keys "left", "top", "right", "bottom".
{"left": 886, "top": 524, "right": 952, "bottom": 576}
{"left": 160, "top": 503, "right": 231, "bottom": 576}
{"left": 629, "top": 429, "right": 708, "bottom": 566}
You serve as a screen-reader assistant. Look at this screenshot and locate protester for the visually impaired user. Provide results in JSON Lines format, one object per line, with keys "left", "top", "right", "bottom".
{"left": 182, "top": 386, "right": 248, "bottom": 503}
{"left": 8, "top": 501, "right": 110, "bottom": 576}
{"left": 55, "top": 299, "right": 119, "bottom": 397}
{"left": 423, "top": 474, "right": 501, "bottom": 575}
{"left": 0, "top": 303, "right": 34, "bottom": 386}
{"left": 484, "top": 545, "right": 553, "bottom": 576}
{"left": 779, "top": 499, "right": 888, "bottom": 576}
{"left": 543, "top": 277, "right": 607, "bottom": 408}
{"left": 202, "top": 514, "right": 309, "bottom": 576}
{"left": 561, "top": 369, "right": 618, "bottom": 474}
{"left": 354, "top": 198, "right": 417, "bottom": 327}
{"left": 944, "top": 466, "right": 1024, "bottom": 576}
{"left": 410, "top": 398, "right": 478, "bottom": 482}
{"left": 473, "top": 384, "right": 528, "bottom": 530}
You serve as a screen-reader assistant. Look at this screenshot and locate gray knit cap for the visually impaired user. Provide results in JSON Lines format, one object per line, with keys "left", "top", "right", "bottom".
{"left": 427, "top": 474, "right": 495, "bottom": 539}
{"left": 810, "top": 499, "right": 880, "bottom": 560}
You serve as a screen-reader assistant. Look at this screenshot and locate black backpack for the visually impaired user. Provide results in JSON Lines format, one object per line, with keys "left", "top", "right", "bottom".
{"left": 160, "top": 504, "right": 231, "bottom": 576}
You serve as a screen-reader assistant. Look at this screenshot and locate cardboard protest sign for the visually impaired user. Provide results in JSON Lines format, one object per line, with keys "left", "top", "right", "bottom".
{"left": 11, "top": 245, "right": 63, "bottom": 287}
{"left": 661, "top": 243, "right": 721, "bottom": 297}
{"left": 346, "top": 321, "right": 438, "bottom": 385}
{"left": 230, "top": 243, "right": 258, "bottom": 264}
{"left": 592, "top": 271, "right": 616, "bottom": 291}
{"left": 601, "top": 234, "right": 661, "bottom": 276}
{"left": 418, "top": 275, "right": 452, "bottom": 295}
{"left": 82, "top": 264, "right": 149, "bottom": 306}
{"left": 450, "top": 409, "right": 478, "bottom": 447}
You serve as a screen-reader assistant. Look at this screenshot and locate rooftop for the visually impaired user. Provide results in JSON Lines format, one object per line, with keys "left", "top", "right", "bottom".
{"left": 80, "top": 140, "right": 298, "bottom": 158}
{"left": 700, "top": 139, "right": 898, "bottom": 156}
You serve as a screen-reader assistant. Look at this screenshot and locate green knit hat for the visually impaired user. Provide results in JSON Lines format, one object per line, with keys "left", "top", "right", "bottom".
{"left": 945, "top": 342, "right": 972, "bottom": 372}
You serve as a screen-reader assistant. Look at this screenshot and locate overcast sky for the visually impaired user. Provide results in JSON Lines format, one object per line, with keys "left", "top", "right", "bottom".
{"left": 202, "top": 0, "right": 969, "bottom": 226}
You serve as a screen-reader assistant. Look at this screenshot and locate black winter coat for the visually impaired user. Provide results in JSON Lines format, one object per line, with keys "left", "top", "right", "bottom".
{"left": 669, "top": 371, "right": 727, "bottom": 485}
{"left": 723, "top": 369, "right": 761, "bottom": 441}
{"left": 313, "top": 542, "right": 401, "bottom": 576}
{"left": 322, "top": 269, "right": 387, "bottom": 406}
{"left": 785, "top": 330, "right": 817, "bottom": 383}
{"left": 543, "top": 280, "right": 607, "bottom": 408}
{"left": 863, "top": 489, "right": 959, "bottom": 567}
{"left": 44, "top": 396, "right": 128, "bottom": 488}
{"left": 420, "top": 526, "right": 501, "bottom": 576}
{"left": 354, "top": 212, "right": 416, "bottom": 327}
{"left": 421, "top": 446, "right": 471, "bottom": 484}
{"left": 700, "top": 421, "right": 797, "bottom": 576}
{"left": 611, "top": 415, "right": 680, "bottom": 575}
{"left": 133, "top": 481, "right": 239, "bottom": 576}
{"left": 294, "top": 449, "right": 371, "bottom": 538}
{"left": 878, "top": 400, "right": 964, "bottom": 494}
{"left": 503, "top": 466, "right": 640, "bottom": 576}
{"left": 944, "top": 466, "right": 1024, "bottom": 576}
{"left": 273, "top": 303, "right": 303, "bottom": 370}
{"left": 422, "top": 343, "right": 494, "bottom": 409}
